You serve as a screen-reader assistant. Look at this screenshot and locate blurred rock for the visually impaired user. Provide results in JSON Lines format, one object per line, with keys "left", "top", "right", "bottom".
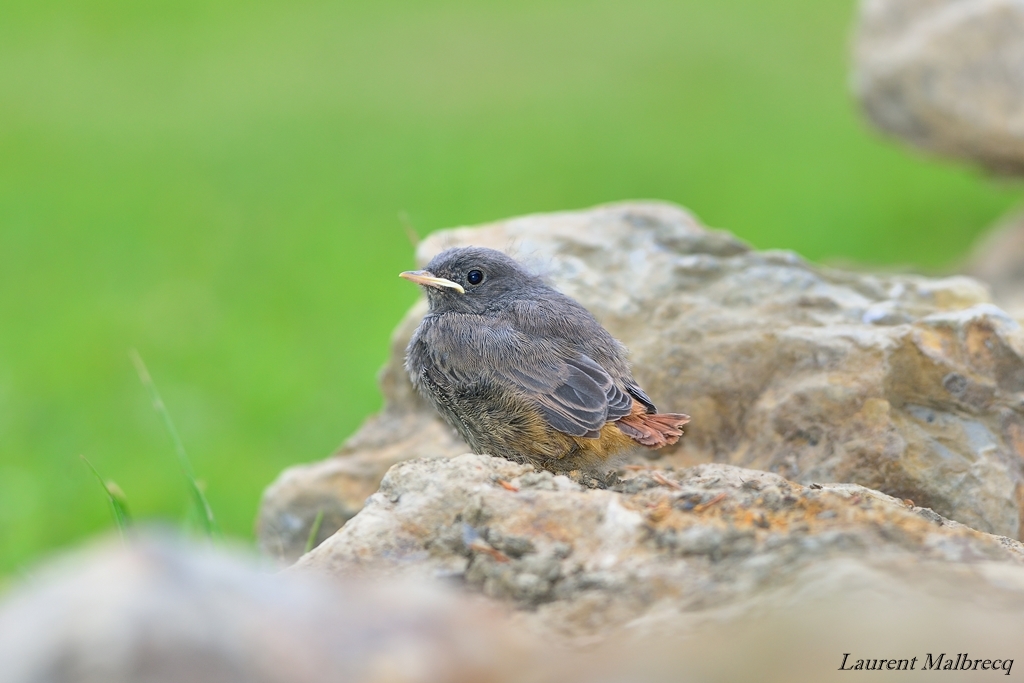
{"left": 601, "top": 565, "right": 1024, "bottom": 682}
{"left": 851, "top": 0, "right": 1024, "bottom": 174}
{"left": 6, "top": 530, "right": 1024, "bottom": 683}
{"left": 965, "top": 209, "right": 1024, "bottom": 320}
{"left": 259, "top": 201, "right": 1024, "bottom": 561}
{"left": 0, "top": 534, "right": 539, "bottom": 683}
{"left": 297, "top": 454, "right": 1024, "bottom": 641}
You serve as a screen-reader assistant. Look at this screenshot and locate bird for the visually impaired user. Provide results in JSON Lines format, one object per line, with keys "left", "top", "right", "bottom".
{"left": 400, "top": 246, "right": 689, "bottom": 472}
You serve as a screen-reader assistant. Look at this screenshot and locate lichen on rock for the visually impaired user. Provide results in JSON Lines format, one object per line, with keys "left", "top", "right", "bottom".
{"left": 295, "top": 454, "right": 1024, "bottom": 639}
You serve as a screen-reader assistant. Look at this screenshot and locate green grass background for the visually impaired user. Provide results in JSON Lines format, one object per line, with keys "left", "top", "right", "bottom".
{"left": 1, "top": 0, "right": 1020, "bottom": 575}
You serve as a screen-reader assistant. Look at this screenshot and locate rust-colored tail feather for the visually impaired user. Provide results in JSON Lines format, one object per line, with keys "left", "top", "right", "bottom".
{"left": 615, "top": 402, "right": 690, "bottom": 448}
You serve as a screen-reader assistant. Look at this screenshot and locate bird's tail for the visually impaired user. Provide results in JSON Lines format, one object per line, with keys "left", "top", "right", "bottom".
{"left": 615, "top": 404, "right": 689, "bottom": 448}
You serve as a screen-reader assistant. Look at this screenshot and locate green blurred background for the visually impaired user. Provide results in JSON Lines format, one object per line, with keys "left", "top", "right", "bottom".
{"left": 0, "top": 0, "right": 1020, "bottom": 575}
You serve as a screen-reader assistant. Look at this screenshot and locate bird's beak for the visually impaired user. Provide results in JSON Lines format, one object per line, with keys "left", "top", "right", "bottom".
{"left": 399, "top": 270, "right": 465, "bottom": 294}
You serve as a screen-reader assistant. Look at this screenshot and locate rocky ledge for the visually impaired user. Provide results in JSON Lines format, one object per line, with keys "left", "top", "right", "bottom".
{"left": 296, "top": 454, "right": 1024, "bottom": 640}
{"left": 260, "top": 201, "right": 1024, "bottom": 561}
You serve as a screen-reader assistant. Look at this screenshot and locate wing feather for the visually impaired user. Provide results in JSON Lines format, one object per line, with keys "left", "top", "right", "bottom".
{"left": 422, "top": 315, "right": 635, "bottom": 438}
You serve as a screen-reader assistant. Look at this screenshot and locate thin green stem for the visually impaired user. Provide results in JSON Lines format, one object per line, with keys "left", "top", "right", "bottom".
{"left": 130, "top": 349, "right": 218, "bottom": 537}
{"left": 304, "top": 510, "right": 325, "bottom": 555}
{"left": 80, "top": 455, "right": 131, "bottom": 540}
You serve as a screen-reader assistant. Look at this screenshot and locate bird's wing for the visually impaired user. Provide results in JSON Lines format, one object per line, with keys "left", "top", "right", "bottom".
{"left": 424, "top": 315, "right": 631, "bottom": 438}
{"left": 569, "top": 354, "right": 634, "bottom": 421}
{"left": 504, "top": 353, "right": 633, "bottom": 438}
{"left": 624, "top": 381, "right": 657, "bottom": 413}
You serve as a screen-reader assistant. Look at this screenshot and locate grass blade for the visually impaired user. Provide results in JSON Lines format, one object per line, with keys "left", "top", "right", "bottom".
{"left": 130, "top": 349, "right": 218, "bottom": 537}
{"left": 80, "top": 455, "right": 131, "bottom": 539}
{"left": 304, "top": 510, "right": 325, "bottom": 555}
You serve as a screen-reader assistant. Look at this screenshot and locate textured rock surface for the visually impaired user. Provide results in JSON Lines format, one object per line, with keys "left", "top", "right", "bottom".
{"left": 259, "top": 202, "right": 1024, "bottom": 560}
{"left": 851, "top": 0, "right": 1024, "bottom": 173}
{"left": 0, "top": 534, "right": 539, "bottom": 683}
{"left": 965, "top": 209, "right": 1024, "bottom": 320}
{"left": 297, "top": 455, "right": 1024, "bottom": 640}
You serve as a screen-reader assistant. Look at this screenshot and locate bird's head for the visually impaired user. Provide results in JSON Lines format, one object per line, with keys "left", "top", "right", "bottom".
{"left": 400, "top": 246, "right": 540, "bottom": 314}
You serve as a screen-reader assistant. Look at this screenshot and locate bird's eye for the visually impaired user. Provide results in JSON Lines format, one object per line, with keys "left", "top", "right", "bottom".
{"left": 466, "top": 269, "right": 484, "bottom": 285}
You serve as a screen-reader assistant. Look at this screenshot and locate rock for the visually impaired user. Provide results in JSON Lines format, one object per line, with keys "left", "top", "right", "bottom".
{"left": 296, "top": 455, "right": 1024, "bottom": 641}
{"left": 258, "top": 201, "right": 1024, "bottom": 561}
{"left": 0, "top": 533, "right": 541, "bottom": 683}
{"left": 610, "top": 569, "right": 1024, "bottom": 680}
{"left": 851, "top": 0, "right": 1024, "bottom": 174}
{"left": 7, "top": 529, "right": 1024, "bottom": 683}
{"left": 965, "top": 209, "right": 1024, "bottom": 320}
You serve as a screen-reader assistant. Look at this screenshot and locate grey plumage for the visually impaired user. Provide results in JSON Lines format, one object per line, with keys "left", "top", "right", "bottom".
{"left": 402, "top": 246, "right": 685, "bottom": 471}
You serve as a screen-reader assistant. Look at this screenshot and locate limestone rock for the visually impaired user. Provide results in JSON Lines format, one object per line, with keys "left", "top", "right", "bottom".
{"left": 297, "top": 455, "right": 1024, "bottom": 640}
{"left": 258, "top": 201, "right": 1024, "bottom": 561}
{"left": 851, "top": 0, "right": 1024, "bottom": 173}
{"left": 0, "top": 534, "right": 539, "bottom": 683}
{"left": 965, "top": 209, "right": 1024, "bottom": 320}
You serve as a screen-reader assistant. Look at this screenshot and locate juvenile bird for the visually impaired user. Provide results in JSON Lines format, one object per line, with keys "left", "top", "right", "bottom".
{"left": 400, "top": 246, "right": 689, "bottom": 472}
